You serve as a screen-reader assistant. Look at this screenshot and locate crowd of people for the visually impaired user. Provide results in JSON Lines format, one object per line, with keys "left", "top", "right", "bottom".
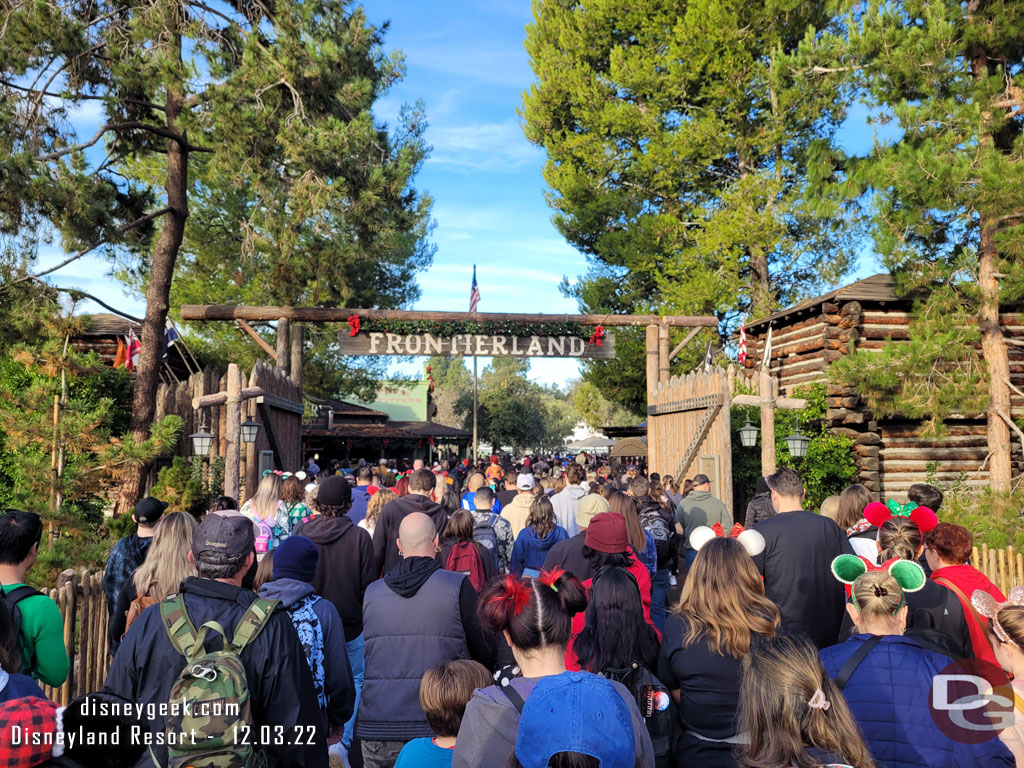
{"left": 0, "top": 451, "right": 1020, "bottom": 768}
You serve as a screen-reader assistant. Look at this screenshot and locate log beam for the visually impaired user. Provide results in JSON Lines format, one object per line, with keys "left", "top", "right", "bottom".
{"left": 181, "top": 304, "right": 719, "bottom": 328}
{"left": 235, "top": 320, "right": 277, "bottom": 361}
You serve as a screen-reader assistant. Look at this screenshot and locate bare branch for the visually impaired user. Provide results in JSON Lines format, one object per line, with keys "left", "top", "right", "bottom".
{"left": 35, "top": 122, "right": 185, "bottom": 161}
{"left": 38, "top": 281, "right": 143, "bottom": 323}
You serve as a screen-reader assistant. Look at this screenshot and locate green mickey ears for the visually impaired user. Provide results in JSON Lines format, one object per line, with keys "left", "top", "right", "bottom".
{"left": 887, "top": 559, "right": 926, "bottom": 593}
{"left": 830, "top": 554, "right": 927, "bottom": 593}
{"left": 831, "top": 554, "right": 869, "bottom": 585}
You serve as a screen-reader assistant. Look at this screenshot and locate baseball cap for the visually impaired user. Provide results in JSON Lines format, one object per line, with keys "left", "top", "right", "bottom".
{"left": 516, "top": 474, "right": 536, "bottom": 491}
{"left": 516, "top": 671, "right": 635, "bottom": 768}
{"left": 693, "top": 474, "right": 710, "bottom": 486}
{"left": 192, "top": 514, "right": 254, "bottom": 564}
{"left": 576, "top": 494, "right": 610, "bottom": 530}
{"left": 133, "top": 497, "right": 168, "bottom": 525}
{"left": 584, "top": 512, "right": 628, "bottom": 554}
{"left": 317, "top": 475, "right": 352, "bottom": 506}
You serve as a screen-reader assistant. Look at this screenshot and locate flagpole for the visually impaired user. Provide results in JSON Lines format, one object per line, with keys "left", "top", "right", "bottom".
{"left": 472, "top": 355, "right": 478, "bottom": 462}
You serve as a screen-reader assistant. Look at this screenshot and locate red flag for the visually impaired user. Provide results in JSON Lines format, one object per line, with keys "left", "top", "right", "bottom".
{"left": 125, "top": 330, "right": 141, "bottom": 372}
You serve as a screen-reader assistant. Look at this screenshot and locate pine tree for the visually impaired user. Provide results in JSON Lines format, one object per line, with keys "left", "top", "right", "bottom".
{"left": 522, "top": 0, "right": 857, "bottom": 412}
{"left": 804, "top": 0, "right": 1024, "bottom": 489}
{"left": 1, "top": 1, "right": 433, "bottom": 509}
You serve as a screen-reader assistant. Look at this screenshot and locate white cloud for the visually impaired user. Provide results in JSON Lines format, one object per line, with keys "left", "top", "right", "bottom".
{"left": 427, "top": 119, "right": 538, "bottom": 173}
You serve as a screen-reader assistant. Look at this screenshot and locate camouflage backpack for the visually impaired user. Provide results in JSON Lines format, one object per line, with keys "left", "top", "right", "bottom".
{"left": 160, "top": 594, "right": 279, "bottom": 768}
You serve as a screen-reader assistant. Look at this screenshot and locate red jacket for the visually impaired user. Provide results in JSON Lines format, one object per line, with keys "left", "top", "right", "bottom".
{"left": 565, "top": 550, "right": 660, "bottom": 671}
{"left": 931, "top": 564, "right": 1005, "bottom": 667}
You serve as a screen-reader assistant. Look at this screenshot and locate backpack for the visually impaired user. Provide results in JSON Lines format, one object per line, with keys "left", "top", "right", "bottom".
{"left": 287, "top": 596, "right": 327, "bottom": 710}
{"left": 445, "top": 541, "right": 488, "bottom": 593}
{"left": 253, "top": 519, "right": 274, "bottom": 555}
{"left": 160, "top": 594, "right": 279, "bottom": 768}
{"left": 604, "top": 661, "right": 673, "bottom": 764}
{"left": 123, "top": 593, "right": 157, "bottom": 638}
{"left": 0, "top": 585, "right": 40, "bottom": 674}
{"left": 472, "top": 514, "right": 500, "bottom": 561}
{"left": 638, "top": 504, "right": 672, "bottom": 563}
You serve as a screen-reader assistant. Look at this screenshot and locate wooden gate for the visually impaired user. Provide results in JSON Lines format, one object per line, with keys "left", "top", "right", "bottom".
{"left": 647, "top": 368, "right": 733, "bottom": 510}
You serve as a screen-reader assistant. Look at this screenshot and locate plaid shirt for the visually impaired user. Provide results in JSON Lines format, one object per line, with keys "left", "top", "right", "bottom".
{"left": 0, "top": 696, "right": 58, "bottom": 767}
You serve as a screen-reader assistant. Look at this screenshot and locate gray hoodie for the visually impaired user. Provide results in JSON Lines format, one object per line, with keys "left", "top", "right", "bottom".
{"left": 451, "top": 676, "right": 655, "bottom": 768}
{"left": 550, "top": 483, "right": 587, "bottom": 537}
{"left": 258, "top": 578, "right": 355, "bottom": 731}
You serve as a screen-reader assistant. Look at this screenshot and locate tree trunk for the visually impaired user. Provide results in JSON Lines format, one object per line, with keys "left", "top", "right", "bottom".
{"left": 750, "top": 246, "right": 771, "bottom": 320}
{"left": 973, "top": 47, "right": 1012, "bottom": 491}
{"left": 113, "top": 13, "right": 189, "bottom": 515}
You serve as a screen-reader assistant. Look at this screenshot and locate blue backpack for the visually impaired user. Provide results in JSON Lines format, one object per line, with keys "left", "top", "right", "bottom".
{"left": 288, "top": 595, "right": 326, "bottom": 710}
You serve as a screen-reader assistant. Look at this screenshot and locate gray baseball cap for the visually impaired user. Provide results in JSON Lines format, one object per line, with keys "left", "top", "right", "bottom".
{"left": 193, "top": 513, "right": 254, "bottom": 563}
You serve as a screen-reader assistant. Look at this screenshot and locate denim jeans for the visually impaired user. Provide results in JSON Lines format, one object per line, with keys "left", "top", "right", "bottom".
{"left": 361, "top": 739, "right": 406, "bottom": 768}
{"left": 650, "top": 568, "right": 670, "bottom": 632}
{"left": 343, "top": 633, "right": 365, "bottom": 750}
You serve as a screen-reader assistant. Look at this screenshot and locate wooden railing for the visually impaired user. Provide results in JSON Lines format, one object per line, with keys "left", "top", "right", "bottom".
{"left": 972, "top": 545, "right": 1024, "bottom": 597}
{"left": 39, "top": 568, "right": 109, "bottom": 706}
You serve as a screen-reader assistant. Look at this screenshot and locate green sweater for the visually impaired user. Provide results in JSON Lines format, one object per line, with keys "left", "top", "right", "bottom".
{"left": 675, "top": 490, "right": 732, "bottom": 546}
{"left": 2, "top": 583, "right": 70, "bottom": 687}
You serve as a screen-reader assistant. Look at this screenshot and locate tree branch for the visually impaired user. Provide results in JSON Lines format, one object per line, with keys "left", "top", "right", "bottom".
{"left": 40, "top": 281, "right": 143, "bottom": 323}
{"left": 35, "top": 122, "right": 187, "bottom": 161}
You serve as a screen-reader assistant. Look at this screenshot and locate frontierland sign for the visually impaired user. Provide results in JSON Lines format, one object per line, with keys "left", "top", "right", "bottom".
{"left": 336, "top": 331, "right": 616, "bottom": 359}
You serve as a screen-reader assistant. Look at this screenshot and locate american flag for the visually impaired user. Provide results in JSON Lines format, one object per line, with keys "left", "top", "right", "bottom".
{"left": 469, "top": 264, "right": 480, "bottom": 313}
{"left": 738, "top": 317, "right": 747, "bottom": 363}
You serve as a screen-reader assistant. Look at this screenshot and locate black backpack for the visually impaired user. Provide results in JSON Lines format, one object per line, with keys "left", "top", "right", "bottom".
{"left": 604, "top": 661, "right": 673, "bottom": 765}
{"left": 1, "top": 584, "right": 41, "bottom": 673}
{"left": 638, "top": 503, "right": 672, "bottom": 563}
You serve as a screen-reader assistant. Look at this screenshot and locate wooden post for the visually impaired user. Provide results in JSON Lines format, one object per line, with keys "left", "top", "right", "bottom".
{"left": 290, "top": 324, "right": 304, "bottom": 387}
{"left": 225, "top": 363, "right": 241, "bottom": 501}
{"left": 646, "top": 325, "right": 660, "bottom": 473}
{"left": 760, "top": 368, "right": 777, "bottom": 476}
{"left": 658, "top": 324, "right": 670, "bottom": 385}
{"left": 276, "top": 318, "right": 290, "bottom": 377}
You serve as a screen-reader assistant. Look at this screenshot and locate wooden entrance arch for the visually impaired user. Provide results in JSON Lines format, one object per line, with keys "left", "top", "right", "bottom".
{"left": 180, "top": 304, "right": 720, "bottom": 480}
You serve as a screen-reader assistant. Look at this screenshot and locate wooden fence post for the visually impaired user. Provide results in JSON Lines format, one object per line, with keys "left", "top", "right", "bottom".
{"left": 290, "top": 324, "right": 304, "bottom": 387}
{"left": 276, "top": 318, "right": 291, "bottom": 378}
{"left": 646, "top": 325, "right": 660, "bottom": 473}
{"left": 225, "top": 364, "right": 242, "bottom": 501}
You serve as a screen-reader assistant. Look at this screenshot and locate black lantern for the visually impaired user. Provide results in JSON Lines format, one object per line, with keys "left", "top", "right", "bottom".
{"left": 241, "top": 420, "right": 261, "bottom": 444}
{"left": 785, "top": 429, "right": 810, "bottom": 459}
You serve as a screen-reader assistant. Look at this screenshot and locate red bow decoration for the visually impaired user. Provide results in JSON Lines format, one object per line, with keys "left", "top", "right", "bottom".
{"left": 589, "top": 325, "right": 606, "bottom": 346}
{"left": 347, "top": 314, "right": 361, "bottom": 337}
{"left": 711, "top": 522, "right": 748, "bottom": 539}
{"left": 427, "top": 436, "right": 435, "bottom": 446}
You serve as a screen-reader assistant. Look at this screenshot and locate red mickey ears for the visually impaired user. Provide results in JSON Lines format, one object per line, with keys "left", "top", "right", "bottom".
{"left": 863, "top": 501, "right": 938, "bottom": 532}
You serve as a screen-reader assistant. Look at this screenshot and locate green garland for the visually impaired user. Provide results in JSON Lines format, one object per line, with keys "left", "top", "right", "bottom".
{"left": 357, "top": 317, "right": 595, "bottom": 339}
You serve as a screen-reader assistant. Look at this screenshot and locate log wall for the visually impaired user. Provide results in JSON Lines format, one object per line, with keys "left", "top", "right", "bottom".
{"left": 746, "top": 299, "right": 1024, "bottom": 498}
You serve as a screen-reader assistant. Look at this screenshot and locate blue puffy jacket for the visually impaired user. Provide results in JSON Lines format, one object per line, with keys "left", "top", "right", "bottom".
{"left": 510, "top": 525, "right": 569, "bottom": 576}
{"left": 820, "top": 634, "right": 1014, "bottom": 768}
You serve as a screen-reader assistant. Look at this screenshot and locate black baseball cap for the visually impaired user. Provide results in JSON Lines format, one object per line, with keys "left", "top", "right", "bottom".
{"left": 192, "top": 514, "right": 254, "bottom": 563}
{"left": 133, "top": 497, "right": 168, "bottom": 525}
{"left": 693, "top": 474, "right": 711, "bottom": 486}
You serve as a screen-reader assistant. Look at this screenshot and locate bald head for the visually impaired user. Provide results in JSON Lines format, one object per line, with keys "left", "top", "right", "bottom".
{"left": 398, "top": 512, "right": 437, "bottom": 558}
{"left": 413, "top": 459, "right": 425, "bottom": 471}
{"left": 467, "top": 472, "right": 485, "bottom": 492}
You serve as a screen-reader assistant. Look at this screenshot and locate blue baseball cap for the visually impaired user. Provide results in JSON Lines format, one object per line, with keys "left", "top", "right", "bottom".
{"left": 515, "top": 672, "right": 635, "bottom": 768}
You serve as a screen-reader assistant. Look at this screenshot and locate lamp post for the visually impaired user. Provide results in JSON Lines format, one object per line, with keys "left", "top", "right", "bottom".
{"left": 240, "top": 420, "right": 261, "bottom": 444}
{"left": 738, "top": 420, "right": 759, "bottom": 448}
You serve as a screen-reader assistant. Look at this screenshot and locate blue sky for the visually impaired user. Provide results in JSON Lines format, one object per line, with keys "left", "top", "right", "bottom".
{"left": 35, "top": 0, "right": 883, "bottom": 388}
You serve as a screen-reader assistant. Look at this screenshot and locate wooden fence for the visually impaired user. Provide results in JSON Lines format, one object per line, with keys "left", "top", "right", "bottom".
{"left": 39, "top": 569, "right": 109, "bottom": 706}
{"left": 972, "top": 544, "right": 1024, "bottom": 597}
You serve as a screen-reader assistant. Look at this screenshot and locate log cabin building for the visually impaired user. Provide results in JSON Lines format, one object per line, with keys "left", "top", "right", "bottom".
{"left": 742, "top": 274, "right": 1024, "bottom": 498}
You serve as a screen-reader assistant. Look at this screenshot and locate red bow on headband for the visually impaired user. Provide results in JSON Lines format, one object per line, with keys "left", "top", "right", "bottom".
{"left": 711, "top": 522, "right": 748, "bottom": 539}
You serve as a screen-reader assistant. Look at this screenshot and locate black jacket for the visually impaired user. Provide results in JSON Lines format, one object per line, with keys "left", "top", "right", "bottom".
{"left": 744, "top": 492, "right": 776, "bottom": 528}
{"left": 541, "top": 530, "right": 595, "bottom": 582}
{"left": 292, "top": 515, "right": 376, "bottom": 642}
{"left": 104, "top": 577, "right": 328, "bottom": 768}
{"left": 372, "top": 493, "right": 449, "bottom": 576}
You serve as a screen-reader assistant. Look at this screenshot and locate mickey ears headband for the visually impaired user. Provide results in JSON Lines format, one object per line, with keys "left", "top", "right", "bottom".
{"left": 830, "top": 554, "right": 927, "bottom": 593}
{"left": 863, "top": 500, "right": 938, "bottom": 532}
{"left": 973, "top": 586, "right": 1024, "bottom": 646}
{"left": 690, "top": 522, "right": 766, "bottom": 557}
